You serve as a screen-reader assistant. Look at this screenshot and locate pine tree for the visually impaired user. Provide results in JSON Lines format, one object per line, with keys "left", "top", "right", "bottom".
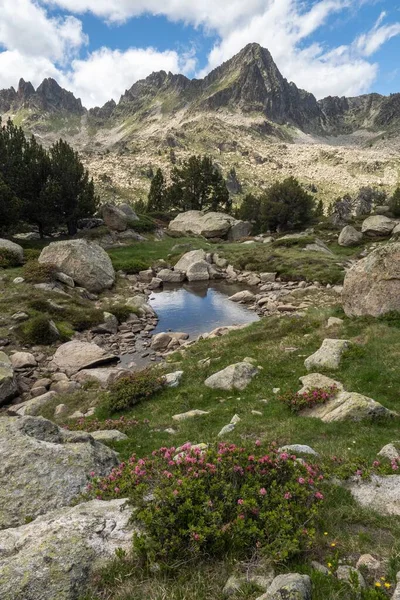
{"left": 390, "top": 187, "right": 400, "bottom": 217}
{"left": 47, "top": 139, "right": 99, "bottom": 235}
{"left": 147, "top": 168, "right": 166, "bottom": 212}
{"left": 259, "top": 177, "right": 316, "bottom": 232}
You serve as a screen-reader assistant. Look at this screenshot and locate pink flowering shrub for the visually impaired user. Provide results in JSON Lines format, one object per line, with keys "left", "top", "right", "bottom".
{"left": 279, "top": 385, "right": 338, "bottom": 413}
{"left": 87, "top": 442, "right": 325, "bottom": 566}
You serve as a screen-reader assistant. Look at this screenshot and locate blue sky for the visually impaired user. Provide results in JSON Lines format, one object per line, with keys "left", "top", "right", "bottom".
{"left": 0, "top": 0, "right": 399, "bottom": 107}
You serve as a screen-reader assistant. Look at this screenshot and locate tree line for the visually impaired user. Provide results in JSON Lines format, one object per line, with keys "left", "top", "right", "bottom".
{"left": 0, "top": 118, "right": 98, "bottom": 237}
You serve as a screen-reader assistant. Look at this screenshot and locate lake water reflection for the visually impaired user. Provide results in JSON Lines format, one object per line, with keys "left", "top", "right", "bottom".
{"left": 149, "top": 281, "right": 259, "bottom": 339}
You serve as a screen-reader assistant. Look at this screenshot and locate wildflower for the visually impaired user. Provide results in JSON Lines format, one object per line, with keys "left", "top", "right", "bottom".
{"left": 192, "top": 533, "right": 200, "bottom": 541}
{"left": 331, "top": 542, "right": 336, "bottom": 547}
{"left": 324, "top": 532, "right": 328, "bottom": 536}
{"left": 259, "top": 488, "right": 267, "bottom": 496}
{"left": 375, "top": 582, "right": 382, "bottom": 588}
{"left": 255, "top": 440, "right": 261, "bottom": 446}
{"left": 237, "top": 498, "right": 244, "bottom": 505}
{"left": 173, "top": 490, "right": 179, "bottom": 496}
{"left": 327, "top": 562, "right": 332, "bottom": 568}
{"left": 114, "top": 487, "right": 120, "bottom": 493}
{"left": 284, "top": 492, "right": 292, "bottom": 500}
{"left": 384, "top": 583, "right": 391, "bottom": 589}
{"left": 298, "top": 477, "right": 305, "bottom": 485}
{"left": 90, "top": 471, "right": 95, "bottom": 477}
{"left": 238, "top": 514, "right": 245, "bottom": 519}
{"left": 315, "top": 492, "right": 324, "bottom": 500}
{"left": 373, "top": 460, "right": 380, "bottom": 467}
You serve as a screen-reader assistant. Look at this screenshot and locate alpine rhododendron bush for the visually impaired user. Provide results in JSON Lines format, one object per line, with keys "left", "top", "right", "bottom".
{"left": 88, "top": 442, "right": 325, "bottom": 566}
{"left": 279, "top": 385, "right": 339, "bottom": 413}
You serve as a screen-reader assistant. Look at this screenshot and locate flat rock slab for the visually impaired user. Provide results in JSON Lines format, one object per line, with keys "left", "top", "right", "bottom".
{"left": 10, "top": 352, "right": 37, "bottom": 369}
{"left": 0, "top": 352, "right": 17, "bottom": 406}
{"left": 0, "top": 499, "right": 133, "bottom": 600}
{"left": 205, "top": 362, "right": 259, "bottom": 391}
{"left": 73, "top": 367, "right": 132, "bottom": 388}
{"left": 304, "top": 339, "right": 350, "bottom": 370}
{"left": 0, "top": 416, "right": 118, "bottom": 529}
{"left": 10, "top": 391, "right": 58, "bottom": 416}
{"left": 257, "top": 573, "right": 312, "bottom": 600}
{"left": 89, "top": 430, "right": 128, "bottom": 442}
{"left": 347, "top": 475, "right": 400, "bottom": 516}
{"left": 298, "top": 373, "right": 345, "bottom": 395}
{"left": 52, "top": 341, "right": 118, "bottom": 376}
{"left": 172, "top": 410, "right": 209, "bottom": 422}
{"left": 302, "top": 391, "right": 395, "bottom": 422}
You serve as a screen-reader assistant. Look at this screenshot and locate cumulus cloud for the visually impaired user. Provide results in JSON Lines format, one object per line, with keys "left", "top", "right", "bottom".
{"left": 0, "top": 0, "right": 399, "bottom": 106}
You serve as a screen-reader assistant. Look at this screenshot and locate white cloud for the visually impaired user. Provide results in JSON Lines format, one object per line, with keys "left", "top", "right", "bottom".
{"left": 0, "top": 0, "right": 399, "bottom": 106}
{"left": 60, "top": 47, "right": 196, "bottom": 107}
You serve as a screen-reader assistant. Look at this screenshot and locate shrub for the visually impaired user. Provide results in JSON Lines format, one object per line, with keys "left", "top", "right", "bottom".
{"left": 0, "top": 248, "right": 21, "bottom": 268}
{"left": 280, "top": 386, "right": 338, "bottom": 413}
{"left": 17, "top": 315, "right": 59, "bottom": 345}
{"left": 66, "top": 306, "right": 103, "bottom": 331}
{"left": 22, "top": 260, "right": 57, "bottom": 283}
{"left": 110, "top": 257, "right": 150, "bottom": 274}
{"left": 63, "top": 415, "right": 148, "bottom": 433}
{"left": 23, "top": 248, "right": 41, "bottom": 262}
{"left": 389, "top": 187, "right": 400, "bottom": 218}
{"left": 105, "top": 304, "right": 133, "bottom": 323}
{"left": 88, "top": 442, "right": 325, "bottom": 566}
{"left": 104, "top": 369, "right": 164, "bottom": 413}
{"left": 129, "top": 215, "right": 157, "bottom": 233}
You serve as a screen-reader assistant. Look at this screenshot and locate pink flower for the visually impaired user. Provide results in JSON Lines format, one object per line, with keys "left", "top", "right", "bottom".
{"left": 373, "top": 460, "right": 380, "bottom": 467}
{"left": 173, "top": 490, "right": 179, "bottom": 496}
{"left": 238, "top": 514, "right": 245, "bottom": 519}
{"left": 192, "top": 533, "right": 200, "bottom": 541}
{"left": 255, "top": 440, "right": 261, "bottom": 447}
{"left": 315, "top": 491, "right": 324, "bottom": 500}
{"left": 237, "top": 498, "right": 244, "bottom": 505}
{"left": 259, "top": 488, "right": 267, "bottom": 496}
{"left": 90, "top": 471, "right": 95, "bottom": 477}
{"left": 284, "top": 492, "right": 292, "bottom": 500}
{"left": 114, "top": 487, "right": 120, "bottom": 493}
{"left": 355, "top": 470, "right": 362, "bottom": 476}
{"left": 298, "top": 477, "right": 305, "bottom": 485}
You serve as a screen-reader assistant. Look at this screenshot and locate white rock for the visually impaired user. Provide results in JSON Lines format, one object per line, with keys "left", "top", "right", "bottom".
{"left": 205, "top": 362, "right": 259, "bottom": 391}
{"left": 304, "top": 339, "right": 350, "bottom": 370}
{"left": 172, "top": 410, "right": 209, "bottom": 422}
{"left": 52, "top": 341, "right": 117, "bottom": 376}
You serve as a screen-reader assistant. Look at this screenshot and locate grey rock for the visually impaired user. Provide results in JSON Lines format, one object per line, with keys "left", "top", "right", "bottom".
{"left": 218, "top": 423, "right": 236, "bottom": 437}
{"left": 39, "top": 239, "right": 115, "bottom": 293}
{"left": 89, "top": 430, "right": 128, "bottom": 442}
{"left": 303, "top": 391, "right": 394, "bottom": 423}
{"left": 0, "top": 351, "right": 17, "bottom": 406}
{"left": 327, "top": 317, "right": 344, "bottom": 328}
{"left": 298, "top": 373, "right": 345, "bottom": 395}
{"left": 11, "top": 391, "right": 59, "bottom": 416}
{"left": 0, "top": 416, "right": 118, "bottom": 529}
{"left": 361, "top": 215, "right": 398, "bottom": 236}
{"left": 0, "top": 238, "right": 24, "bottom": 263}
{"left": 72, "top": 368, "right": 131, "bottom": 388}
{"left": 174, "top": 249, "right": 207, "bottom": 272}
{"left": 0, "top": 499, "right": 133, "bottom": 600}
{"left": 343, "top": 243, "right": 400, "bottom": 317}
{"left": 50, "top": 380, "right": 80, "bottom": 395}
{"left": 169, "top": 210, "right": 251, "bottom": 240}
{"left": 51, "top": 341, "right": 118, "bottom": 376}
{"left": 338, "top": 225, "right": 363, "bottom": 247}
{"left": 55, "top": 271, "right": 75, "bottom": 288}
{"left": 304, "top": 339, "right": 350, "bottom": 370}
{"left": 101, "top": 203, "right": 129, "bottom": 231}
{"left": 172, "top": 409, "right": 209, "bottom": 422}
{"left": 205, "top": 362, "right": 259, "bottom": 391}
{"left": 163, "top": 371, "right": 184, "bottom": 388}
{"left": 258, "top": 573, "right": 312, "bottom": 600}
{"left": 186, "top": 260, "right": 210, "bottom": 282}
{"left": 157, "top": 268, "right": 186, "bottom": 283}
{"left": 378, "top": 442, "right": 400, "bottom": 461}
{"left": 229, "top": 290, "right": 255, "bottom": 303}
{"left": 336, "top": 566, "right": 366, "bottom": 588}
{"left": 10, "top": 352, "right": 37, "bottom": 369}
{"left": 278, "top": 445, "right": 319, "bottom": 456}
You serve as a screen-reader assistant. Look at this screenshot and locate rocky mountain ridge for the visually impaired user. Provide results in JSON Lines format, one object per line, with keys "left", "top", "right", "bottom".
{"left": 1, "top": 43, "right": 399, "bottom": 203}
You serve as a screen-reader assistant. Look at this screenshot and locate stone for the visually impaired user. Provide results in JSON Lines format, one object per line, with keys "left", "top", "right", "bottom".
{"left": 298, "top": 373, "right": 345, "bottom": 395}
{"left": 213, "top": 254, "right": 228, "bottom": 268}
{"left": 356, "top": 554, "right": 381, "bottom": 573}
{"left": 39, "top": 239, "right": 115, "bottom": 293}
{"left": 101, "top": 203, "right": 129, "bottom": 231}
{"left": 327, "top": 317, "right": 344, "bottom": 328}
{"left": 378, "top": 442, "right": 400, "bottom": 461}
{"left": 229, "top": 290, "right": 255, "bottom": 303}
{"left": 205, "top": 362, "right": 259, "bottom": 391}
{"left": 352, "top": 477, "right": 400, "bottom": 516}
{"left": 0, "top": 416, "right": 118, "bottom": 529}
{"left": 163, "top": 371, "right": 184, "bottom": 388}
{"left": 55, "top": 271, "right": 75, "bottom": 288}
{"left": 11, "top": 311, "right": 29, "bottom": 322}
{"left": 10, "top": 391, "right": 58, "bottom": 416}
{"left": 158, "top": 268, "right": 185, "bottom": 283}
{"left": 125, "top": 295, "right": 155, "bottom": 316}
{"left": 10, "top": 352, "right": 37, "bottom": 369}
{"left": 0, "top": 499, "right": 133, "bottom": 600}
{"left": 52, "top": 341, "right": 118, "bottom": 376}
{"left": 302, "top": 391, "right": 394, "bottom": 422}
{"left": 257, "top": 573, "right": 312, "bottom": 600}
{"left": 278, "top": 445, "right": 319, "bottom": 456}
{"left": 231, "top": 414, "right": 241, "bottom": 424}
{"left": 311, "top": 561, "right": 329, "bottom": 575}
{"left": 138, "top": 268, "right": 154, "bottom": 282}
{"left": 343, "top": 243, "right": 400, "bottom": 317}
{"left": 52, "top": 372, "right": 69, "bottom": 382}
{"left": 172, "top": 410, "right": 209, "bottom": 422}
{"left": 174, "top": 249, "right": 207, "bottom": 272}
{"left": 54, "top": 403, "right": 68, "bottom": 417}
{"left": 169, "top": 210, "right": 251, "bottom": 240}
{"left": 361, "top": 215, "right": 398, "bottom": 236}
{"left": 0, "top": 238, "right": 24, "bottom": 263}
{"left": 119, "top": 203, "right": 139, "bottom": 220}
{"left": 13, "top": 277, "right": 24, "bottom": 284}
{"left": 50, "top": 380, "right": 80, "bottom": 395}
{"left": 218, "top": 423, "right": 236, "bottom": 437}
{"left": 0, "top": 351, "right": 17, "bottom": 406}
{"left": 149, "top": 277, "right": 162, "bottom": 289}
{"left": 338, "top": 225, "right": 363, "bottom": 247}
{"left": 186, "top": 260, "right": 210, "bottom": 282}
{"left": 90, "top": 430, "right": 128, "bottom": 442}
{"left": 336, "top": 566, "right": 366, "bottom": 588}
{"left": 151, "top": 332, "right": 189, "bottom": 352}
{"left": 73, "top": 368, "right": 131, "bottom": 388}
{"left": 223, "top": 575, "right": 242, "bottom": 596}
{"left": 31, "top": 386, "right": 47, "bottom": 398}
{"left": 260, "top": 272, "right": 277, "bottom": 283}
{"left": 304, "top": 339, "right": 350, "bottom": 370}
{"left": 32, "top": 378, "right": 51, "bottom": 389}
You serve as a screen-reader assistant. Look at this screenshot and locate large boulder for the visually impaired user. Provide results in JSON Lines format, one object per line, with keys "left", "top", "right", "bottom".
{"left": 51, "top": 341, "right": 118, "bottom": 376}
{"left": 343, "top": 243, "right": 400, "bottom": 317}
{"left": 174, "top": 249, "right": 207, "bottom": 272}
{"left": 101, "top": 203, "right": 129, "bottom": 231}
{"left": 0, "top": 416, "right": 119, "bottom": 529}
{"left": 302, "top": 391, "right": 394, "bottom": 422}
{"left": 72, "top": 367, "right": 131, "bottom": 388}
{"left": 0, "top": 499, "right": 133, "bottom": 600}
{"left": 0, "top": 238, "right": 24, "bottom": 264}
{"left": 259, "top": 573, "right": 312, "bottom": 600}
{"left": 361, "top": 215, "right": 398, "bottom": 236}
{"left": 119, "top": 203, "right": 139, "bottom": 221}
{"left": 169, "top": 210, "right": 251, "bottom": 240}
{"left": 0, "top": 351, "right": 17, "bottom": 406}
{"left": 157, "top": 269, "right": 185, "bottom": 283}
{"left": 347, "top": 475, "right": 400, "bottom": 516}
{"left": 39, "top": 239, "right": 115, "bottom": 293}
{"left": 338, "top": 225, "right": 363, "bottom": 247}
{"left": 205, "top": 362, "right": 259, "bottom": 391}
{"left": 186, "top": 260, "right": 210, "bottom": 282}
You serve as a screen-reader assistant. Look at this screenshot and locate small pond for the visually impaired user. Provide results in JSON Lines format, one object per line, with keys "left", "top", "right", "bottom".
{"left": 149, "top": 281, "right": 259, "bottom": 339}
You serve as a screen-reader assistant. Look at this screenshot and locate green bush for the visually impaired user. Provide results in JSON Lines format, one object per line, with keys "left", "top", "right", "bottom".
{"left": 89, "top": 442, "right": 324, "bottom": 567}
{"left": 389, "top": 187, "right": 400, "bottom": 218}
{"left": 110, "top": 257, "right": 150, "bottom": 274}
{"left": 0, "top": 248, "right": 21, "bottom": 268}
{"left": 22, "top": 260, "right": 57, "bottom": 283}
{"left": 104, "top": 369, "right": 164, "bottom": 413}
{"left": 105, "top": 303, "right": 133, "bottom": 323}
{"left": 23, "top": 248, "right": 41, "bottom": 262}
{"left": 28, "top": 298, "right": 103, "bottom": 332}
{"left": 17, "top": 315, "right": 59, "bottom": 345}
{"left": 129, "top": 214, "right": 157, "bottom": 233}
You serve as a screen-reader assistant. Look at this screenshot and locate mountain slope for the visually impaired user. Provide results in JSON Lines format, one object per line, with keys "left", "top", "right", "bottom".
{"left": 0, "top": 43, "right": 399, "bottom": 204}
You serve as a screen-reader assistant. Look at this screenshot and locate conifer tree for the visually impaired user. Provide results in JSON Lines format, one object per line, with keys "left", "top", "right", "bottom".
{"left": 147, "top": 168, "right": 166, "bottom": 212}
